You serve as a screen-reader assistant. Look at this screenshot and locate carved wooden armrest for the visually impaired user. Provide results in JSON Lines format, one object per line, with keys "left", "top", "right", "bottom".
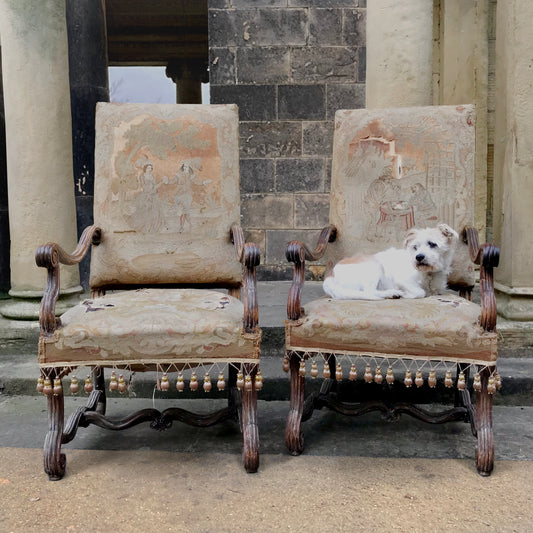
{"left": 286, "top": 225, "right": 337, "bottom": 321}
{"left": 231, "top": 225, "right": 260, "bottom": 333}
{"left": 463, "top": 226, "right": 500, "bottom": 332}
{"left": 35, "top": 225, "right": 101, "bottom": 336}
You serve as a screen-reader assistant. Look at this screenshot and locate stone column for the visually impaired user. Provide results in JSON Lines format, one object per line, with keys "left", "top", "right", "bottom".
{"left": 0, "top": 51, "right": 10, "bottom": 297}
{"left": 493, "top": 0, "right": 533, "bottom": 319}
{"left": 66, "top": 0, "right": 109, "bottom": 289}
{"left": 166, "top": 59, "right": 208, "bottom": 104}
{"left": 0, "top": 0, "right": 81, "bottom": 318}
{"left": 437, "top": 0, "right": 489, "bottom": 239}
{"left": 366, "top": 0, "right": 433, "bottom": 107}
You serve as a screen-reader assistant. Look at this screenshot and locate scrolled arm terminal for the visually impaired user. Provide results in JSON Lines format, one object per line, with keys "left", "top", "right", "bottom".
{"left": 286, "top": 225, "right": 337, "bottom": 321}
{"left": 463, "top": 226, "right": 499, "bottom": 332}
{"left": 36, "top": 225, "right": 101, "bottom": 335}
{"left": 231, "top": 225, "right": 261, "bottom": 333}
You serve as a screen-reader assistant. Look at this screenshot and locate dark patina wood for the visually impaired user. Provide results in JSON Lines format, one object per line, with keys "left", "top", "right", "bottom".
{"left": 286, "top": 225, "right": 336, "bottom": 321}
{"left": 285, "top": 224, "right": 499, "bottom": 476}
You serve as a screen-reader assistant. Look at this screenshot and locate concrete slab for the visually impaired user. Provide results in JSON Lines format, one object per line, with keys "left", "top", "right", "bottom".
{"left": 1, "top": 447, "right": 532, "bottom": 532}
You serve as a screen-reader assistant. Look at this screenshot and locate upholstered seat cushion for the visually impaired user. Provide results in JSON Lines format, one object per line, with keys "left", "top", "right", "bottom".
{"left": 286, "top": 294, "right": 497, "bottom": 364}
{"left": 39, "top": 289, "right": 260, "bottom": 367}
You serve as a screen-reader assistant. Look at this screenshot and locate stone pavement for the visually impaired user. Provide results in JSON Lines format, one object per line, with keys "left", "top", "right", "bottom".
{"left": 1, "top": 397, "right": 533, "bottom": 531}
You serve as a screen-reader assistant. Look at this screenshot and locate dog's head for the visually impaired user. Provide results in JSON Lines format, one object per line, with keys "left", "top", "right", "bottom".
{"left": 403, "top": 223, "right": 459, "bottom": 272}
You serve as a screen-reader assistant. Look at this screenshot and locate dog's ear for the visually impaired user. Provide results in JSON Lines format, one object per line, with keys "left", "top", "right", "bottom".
{"left": 403, "top": 229, "right": 417, "bottom": 248}
{"left": 438, "top": 223, "right": 459, "bottom": 241}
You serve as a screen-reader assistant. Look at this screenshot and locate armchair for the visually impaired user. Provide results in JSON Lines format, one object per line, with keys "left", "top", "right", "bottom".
{"left": 36, "top": 103, "right": 261, "bottom": 479}
{"left": 284, "top": 105, "right": 500, "bottom": 475}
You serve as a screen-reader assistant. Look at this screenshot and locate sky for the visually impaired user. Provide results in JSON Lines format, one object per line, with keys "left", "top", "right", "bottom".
{"left": 109, "top": 66, "right": 210, "bottom": 104}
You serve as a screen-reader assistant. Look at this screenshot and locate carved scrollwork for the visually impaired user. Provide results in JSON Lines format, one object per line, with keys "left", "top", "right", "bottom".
{"left": 231, "top": 225, "right": 260, "bottom": 333}
{"left": 286, "top": 225, "right": 337, "bottom": 321}
{"left": 36, "top": 225, "right": 102, "bottom": 335}
{"left": 463, "top": 226, "right": 499, "bottom": 332}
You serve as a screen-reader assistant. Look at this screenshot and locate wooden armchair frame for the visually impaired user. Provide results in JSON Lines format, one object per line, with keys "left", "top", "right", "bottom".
{"left": 37, "top": 225, "right": 261, "bottom": 480}
{"left": 284, "top": 225, "right": 499, "bottom": 476}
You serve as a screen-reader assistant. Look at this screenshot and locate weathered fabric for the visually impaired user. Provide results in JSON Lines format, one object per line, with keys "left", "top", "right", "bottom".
{"left": 90, "top": 103, "right": 242, "bottom": 289}
{"left": 39, "top": 289, "right": 260, "bottom": 367}
{"left": 329, "top": 105, "right": 476, "bottom": 288}
{"left": 286, "top": 293, "right": 497, "bottom": 364}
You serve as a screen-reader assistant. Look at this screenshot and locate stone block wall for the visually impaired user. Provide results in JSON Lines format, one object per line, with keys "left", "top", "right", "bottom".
{"left": 208, "top": 0, "right": 366, "bottom": 279}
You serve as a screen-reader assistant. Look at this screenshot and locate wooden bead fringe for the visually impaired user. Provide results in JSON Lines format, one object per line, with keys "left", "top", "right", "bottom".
{"left": 84, "top": 376, "right": 94, "bottom": 394}
{"left": 217, "top": 372, "right": 226, "bottom": 391}
{"left": 236, "top": 371, "right": 245, "bottom": 390}
{"left": 364, "top": 364, "right": 373, "bottom": 383}
{"left": 255, "top": 371, "right": 264, "bottom": 391}
{"left": 190, "top": 372, "right": 199, "bottom": 392}
{"left": 203, "top": 374, "right": 212, "bottom": 393}
{"left": 70, "top": 377, "right": 79, "bottom": 394}
{"left": 176, "top": 371, "right": 185, "bottom": 392}
{"left": 109, "top": 371, "right": 118, "bottom": 392}
{"left": 117, "top": 374, "right": 127, "bottom": 394}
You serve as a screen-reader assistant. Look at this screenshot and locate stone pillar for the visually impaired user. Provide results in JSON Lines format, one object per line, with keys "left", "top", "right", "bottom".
{"left": 0, "top": 50, "right": 10, "bottom": 297}
{"left": 366, "top": 0, "right": 433, "bottom": 107}
{"left": 0, "top": 0, "right": 81, "bottom": 317}
{"left": 66, "top": 0, "right": 109, "bottom": 289}
{"left": 437, "top": 0, "right": 489, "bottom": 239}
{"left": 166, "top": 59, "right": 208, "bottom": 104}
{"left": 493, "top": 0, "right": 533, "bottom": 319}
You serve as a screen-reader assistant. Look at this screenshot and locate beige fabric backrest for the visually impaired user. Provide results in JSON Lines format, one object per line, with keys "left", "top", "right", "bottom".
{"left": 329, "top": 105, "right": 476, "bottom": 287}
{"left": 90, "top": 103, "right": 242, "bottom": 289}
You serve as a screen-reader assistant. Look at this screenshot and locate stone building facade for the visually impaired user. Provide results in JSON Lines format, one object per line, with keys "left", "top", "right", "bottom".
{"left": 209, "top": 0, "right": 367, "bottom": 279}
{"left": 1, "top": 0, "right": 533, "bottom": 321}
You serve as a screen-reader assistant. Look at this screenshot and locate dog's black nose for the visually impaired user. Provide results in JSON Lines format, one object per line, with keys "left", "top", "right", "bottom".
{"left": 416, "top": 253, "right": 425, "bottom": 263}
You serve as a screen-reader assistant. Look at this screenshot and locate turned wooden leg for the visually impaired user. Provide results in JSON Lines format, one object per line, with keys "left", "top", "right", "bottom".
{"left": 285, "top": 352, "right": 305, "bottom": 455}
{"left": 475, "top": 366, "right": 494, "bottom": 476}
{"left": 241, "top": 363, "right": 259, "bottom": 473}
{"left": 92, "top": 366, "right": 106, "bottom": 415}
{"left": 43, "top": 373, "right": 66, "bottom": 481}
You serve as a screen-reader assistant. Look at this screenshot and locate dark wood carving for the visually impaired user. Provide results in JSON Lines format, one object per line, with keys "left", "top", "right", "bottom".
{"left": 463, "top": 226, "right": 499, "bottom": 332}
{"left": 285, "top": 225, "right": 499, "bottom": 476}
{"left": 36, "top": 225, "right": 101, "bottom": 335}
{"left": 286, "top": 225, "right": 337, "bottom": 320}
{"left": 231, "top": 225, "right": 260, "bottom": 333}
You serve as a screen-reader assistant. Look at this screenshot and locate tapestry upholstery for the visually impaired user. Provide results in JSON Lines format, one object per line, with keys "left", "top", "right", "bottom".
{"left": 286, "top": 293, "right": 497, "bottom": 365}
{"left": 39, "top": 289, "right": 260, "bottom": 368}
{"left": 90, "top": 103, "right": 242, "bottom": 289}
{"left": 328, "top": 105, "right": 476, "bottom": 288}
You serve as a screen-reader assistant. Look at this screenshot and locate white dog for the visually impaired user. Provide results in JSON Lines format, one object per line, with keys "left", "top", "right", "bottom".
{"left": 323, "top": 223, "right": 459, "bottom": 300}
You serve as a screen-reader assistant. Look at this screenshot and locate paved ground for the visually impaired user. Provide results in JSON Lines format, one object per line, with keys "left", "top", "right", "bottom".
{"left": 1, "top": 397, "right": 533, "bottom": 532}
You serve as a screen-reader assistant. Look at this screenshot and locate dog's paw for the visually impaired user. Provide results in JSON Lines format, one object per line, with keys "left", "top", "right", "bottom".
{"left": 383, "top": 289, "right": 405, "bottom": 299}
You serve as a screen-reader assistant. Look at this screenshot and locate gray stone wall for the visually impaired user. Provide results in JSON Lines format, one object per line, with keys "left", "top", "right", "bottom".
{"left": 209, "top": 0, "right": 366, "bottom": 279}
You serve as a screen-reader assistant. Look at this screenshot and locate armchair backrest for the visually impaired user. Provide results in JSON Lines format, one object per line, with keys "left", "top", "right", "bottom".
{"left": 329, "top": 105, "right": 476, "bottom": 287}
{"left": 89, "top": 103, "right": 242, "bottom": 290}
